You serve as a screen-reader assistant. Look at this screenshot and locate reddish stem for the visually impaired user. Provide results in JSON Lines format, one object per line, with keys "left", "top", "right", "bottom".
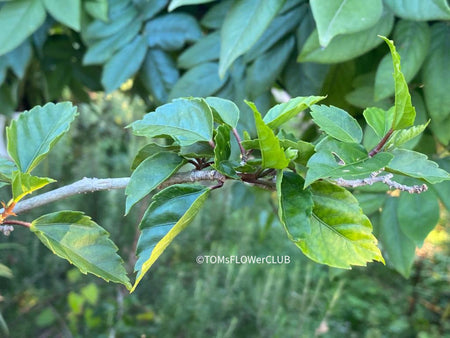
{"left": 232, "top": 128, "right": 247, "bottom": 161}
{"left": 2, "top": 219, "right": 31, "bottom": 228}
{"left": 369, "top": 129, "right": 394, "bottom": 157}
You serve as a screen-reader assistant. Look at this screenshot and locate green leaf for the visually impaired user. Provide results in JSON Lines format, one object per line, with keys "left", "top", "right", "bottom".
{"left": 169, "top": 62, "right": 228, "bottom": 100}
{"left": 423, "top": 23, "right": 450, "bottom": 124}
{"left": 385, "top": 120, "right": 430, "bottom": 150}
{"left": 201, "top": 0, "right": 233, "bottom": 29}
{"left": 310, "top": 0, "right": 383, "bottom": 47}
{"left": 387, "top": 149, "right": 450, "bottom": 184}
{"left": 385, "top": 0, "right": 450, "bottom": 21}
{"left": 379, "top": 197, "right": 415, "bottom": 278}
{"left": 43, "top": 0, "right": 80, "bottom": 31}
{"left": 248, "top": 101, "right": 289, "bottom": 169}
{"left": 31, "top": 211, "right": 131, "bottom": 289}
{"left": 134, "top": 0, "right": 167, "bottom": 21}
{"left": 280, "top": 139, "right": 315, "bottom": 166}
{"left": 305, "top": 137, "right": 393, "bottom": 187}
{"left": 277, "top": 171, "right": 313, "bottom": 240}
{"left": 11, "top": 171, "right": 55, "bottom": 203}
{"left": 178, "top": 32, "right": 220, "bottom": 69}
{"left": 375, "top": 21, "right": 430, "bottom": 100}
{"left": 168, "top": 0, "right": 215, "bottom": 11}
{"left": 219, "top": 0, "right": 285, "bottom": 77}
{"left": 84, "top": 0, "right": 108, "bottom": 21}
{"left": 205, "top": 97, "right": 240, "bottom": 128}
{"left": 379, "top": 36, "right": 416, "bottom": 130}
{"left": 145, "top": 13, "right": 202, "bottom": 51}
{"left": 310, "top": 105, "right": 363, "bottom": 143}
{"left": 212, "top": 125, "right": 239, "bottom": 179}
{"left": 125, "top": 152, "right": 185, "bottom": 214}
{"left": 0, "top": 0, "right": 46, "bottom": 55}
{"left": 398, "top": 188, "right": 440, "bottom": 246}
{"left": 0, "top": 158, "right": 15, "bottom": 182}
{"left": 132, "top": 184, "right": 210, "bottom": 291}
{"left": 7, "top": 102, "right": 77, "bottom": 173}
{"left": 296, "top": 181, "right": 384, "bottom": 268}
{"left": 131, "top": 143, "right": 180, "bottom": 170}
{"left": 264, "top": 96, "right": 325, "bottom": 129}
{"left": 101, "top": 35, "right": 148, "bottom": 93}
{"left": 298, "top": 8, "right": 394, "bottom": 63}
{"left": 130, "top": 98, "right": 214, "bottom": 146}
{"left": 0, "top": 263, "right": 13, "bottom": 279}
{"left": 179, "top": 142, "right": 214, "bottom": 158}
{"left": 363, "top": 107, "right": 394, "bottom": 138}
{"left": 140, "top": 49, "right": 179, "bottom": 105}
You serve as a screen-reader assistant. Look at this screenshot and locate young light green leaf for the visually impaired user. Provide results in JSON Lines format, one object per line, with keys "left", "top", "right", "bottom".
{"left": 31, "top": 211, "right": 131, "bottom": 289}
{"left": 310, "top": 105, "right": 363, "bottom": 143}
{"left": 304, "top": 137, "right": 393, "bottom": 187}
{"left": 379, "top": 197, "right": 415, "bottom": 278}
{"left": 374, "top": 21, "right": 430, "bottom": 100}
{"left": 280, "top": 139, "right": 315, "bottom": 166}
{"left": 132, "top": 184, "right": 210, "bottom": 292}
{"left": 169, "top": 63, "right": 228, "bottom": 100}
{"left": 219, "top": 0, "right": 284, "bottom": 77}
{"left": 385, "top": 120, "right": 430, "bottom": 150}
{"left": 0, "top": 0, "right": 46, "bottom": 55}
{"left": 398, "top": 188, "right": 440, "bottom": 247}
{"left": 264, "top": 96, "right": 325, "bottom": 129}
{"left": 384, "top": 0, "right": 450, "bottom": 21}
{"left": 0, "top": 158, "right": 15, "bottom": 182}
{"left": 7, "top": 102, "right": 78, "bottom": 173}
{"left": 43, "top": 0, "right": 80, "bottom": 31}
{"left": 130, "top": 98, "right": 214, "bottom": 146}
{"left": 11, "top": 171, "right": 55, "bottom": 203}
{"left": 363, "top": 106, "right": 394, "bottom": 138}
{"left": 247, "top": 101, "right": 289, "bottom": 169}
{"left": 168, "top": 0, "right": 215, "bottom": 12}
{"left": 296, "top": 181, "right": 384, "bottom": 268}
{"left": 212, "top": 125, "right": 239, "bottom": 179}
{"left": 125, "top": 152, "right": 185, "bottom": 214}
{"left": 277, "top": 171, "right": 313, "bottom": 240}
{"left": 298, "top": 8, "right": 394, "bottom": 63}
{"left": 379, "top": 36, "right": 416, "bottom": 130}
{"left": 310, "top": 0, "right": 383, "bottom": 47}
{"left": 205, "top": 96, "right": 240, "bottom": 128}
{"left": 387, "top": 149, "right": 450, "bottom": 184}
{"left": 101, "top": 35, "right": 148, "bottom": 93}
{"left": 131, "top": 143, "right": 180, "bottom": 170}
{"left": 423, "top": 23, "right": 450, "bottom": 124}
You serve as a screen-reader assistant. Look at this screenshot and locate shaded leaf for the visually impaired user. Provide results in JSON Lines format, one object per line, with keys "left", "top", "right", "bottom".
{"left": 178, "top": 32, "right": 220, "bottom": 69}
{"left": 201, "top": 0, "right": 233, "bottom": 29}
{"left": 130, "top": 98, "right": 214, "bottom": 146}
{"left": 7, "top": 102, "right": 77, "bottom": 173}
{"left": 385, "top": 0, "right": 450, "bottom": 21}
{"left": 132, "top": 184, "right": 210, "bottom": 291}
{"left": 43, "top": 0, "right": 80, "bottom": 31}
{"left": 0, "top": 158, "right": 15, "bottom": 182}
{"left": 277, "top": 171, "right": 312, "bottom": 240}
{"left": 131, "top": 143, "right": 180, "bottom": 170}
{"left": 212, "top": 125, "right": 239, "bottom": 179}
{"left": 84, "top": 0, "right": 108, "bottom": 21}
{"left": 168, "top": 0, "right": 215, "bottom": 11}
{"left": 125, "top": 152, "right": 185, "bottom": 214}
{"left": 31, "top": 211, "right": 131, "bottom": 289}
{"left": 11, "top": 171, "right": 55, "bottom": 203}
{"left": 296, "top": 181, "right": 384, "bottom": 268}
{"left": 310, "top": 0, "right": 383, "bottom": 47}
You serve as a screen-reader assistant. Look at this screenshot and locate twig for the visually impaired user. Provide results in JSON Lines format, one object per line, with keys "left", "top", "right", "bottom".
{"left": 2, "top": 220, "right": 31, "bottom": 228}
{"left": 232, "top": 128, "right": 247, "bottom": 162}
{"left": 334, "top": 173, "right": 428, "bottom": 193}
{"left": 369, "top": 129, "right": 394, "bottom": 157}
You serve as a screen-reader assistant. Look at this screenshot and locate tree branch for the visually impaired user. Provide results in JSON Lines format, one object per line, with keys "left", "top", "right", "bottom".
{"left": 369, "top": 129, "right": 394, "bottom": 157}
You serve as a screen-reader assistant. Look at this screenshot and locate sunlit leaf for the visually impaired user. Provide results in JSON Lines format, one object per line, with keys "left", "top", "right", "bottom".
{"left": 11, "top": 171, "right": 55, "bottom": 203}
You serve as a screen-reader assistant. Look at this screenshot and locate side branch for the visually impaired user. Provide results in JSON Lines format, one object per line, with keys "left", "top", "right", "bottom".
{"left": 334, "top": 174, "right": 428, "bottom": 193}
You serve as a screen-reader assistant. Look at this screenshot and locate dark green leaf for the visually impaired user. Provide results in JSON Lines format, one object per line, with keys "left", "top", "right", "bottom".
{"left": 125, "top": 152, "right": 185, "bottom": 214}
{"left": 277, "top": 171, "right": 312, "bottom": 240}
{"left": 205, "top": 97, "right": 240, "bottom": 128}
{"left": 345, "top": 86, "right": 392, "bottom": 110}
{"left": 296, "top": 181, "right": 384, "bottom": 268}
{"left": 178, "top": 32, "right": 220, "bottom": 69}
{"left": 130, "top": 98, "right": 214, "bottom": 146}
{"left": 0, "top": 158, "right": 15, "bottom": 182}
{"left": 219, "top": 0, "right": 285, "bottom": 77}
{"left": 169, "top": 63, "right": 228, "bottom": 100}
{"left": 131, "top": 143, "right": 180, "bottom": 170}
{"left": 200, "top": 0, "right": 232, "bottom": 29}
{"left": 132, "top": 184, "right": 210, "bottom": 291}
{"left": 179, "top": 142, "right": 214, "bottom": 158}
{"left": 212, "top": 125, "right": 239, "bottom": 179}
{"left": 4, "top": 39, "right": 32, "bottom": 79}
{"left": 145, "top": 13, "right": 202, "bottom": 51}
{"left": 7, "top": 102, "right": 77, "bottom": 173}
{"left": 379, "top": 36, "right": 416, "bottom": 130}
{"left": 375, "top": 21, "right": 430, "bottom": 100}
{"left": 11, "top": 171, "right": 55, "bottom": 203}
{"left": 43, "top": 0, "right": 80, "bottom": 31}
{"left": 387, "top": 149, "right": 450, "bottom": 184}
{"left": 140, "top": 49, "right": 179, "bottom": 105}
{"left": 379, "top": 197, "right": 415, "bottom": 278}
{"left": 31, "top": 211, "right": 131, "bottom": 289}
{"left": 398, "top": 188, "right": 439, "bottom": 246}
{"left": 248, "top": 101, "right": 289, "bottom": 169}
{"left": 0, "top": 0, "right": 46, "bottom": 55}
{"left": 101, "top": 35, "right": 147, "bottom": 93}
{"left": 310, "top": 0, "right": 383, "bottom": 47}
{"left": 310, "top": 105, "right": 363, "bottom": 143}
{"left": 298, "top": 8, "right": 393, "bottom": 63}
{"left": 264, "top": 95, "right": 325, "bottom": 129}
{"left": 354, "top": 193, "right": 386, "bottom": 215}
{"left": 385, "top": 0, "right": 450, "bottom": 21}
{"left": 134, "top": 0, "right": 167, "bottom": 21}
